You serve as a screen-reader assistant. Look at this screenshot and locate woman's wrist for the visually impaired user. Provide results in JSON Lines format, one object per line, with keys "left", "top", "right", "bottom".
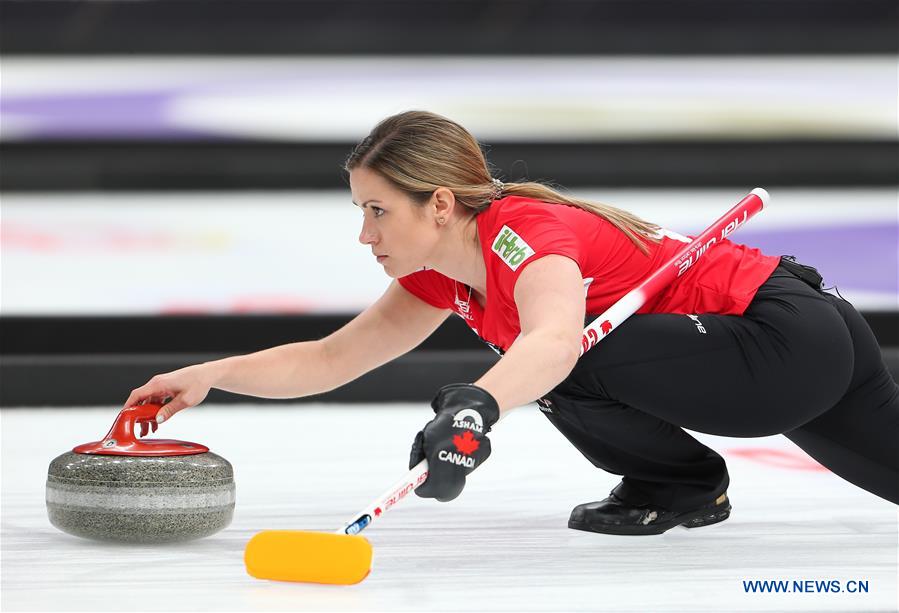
{"left": 199, "top": 356, "right": 237, "bottom": 389}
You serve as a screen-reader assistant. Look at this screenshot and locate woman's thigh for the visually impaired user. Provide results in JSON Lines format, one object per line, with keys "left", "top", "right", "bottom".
{"left": 558, "top": 276, "right": 854, "bottom": 437}
{"left": 783, "top": 292, "right": 899, "bottom": 503}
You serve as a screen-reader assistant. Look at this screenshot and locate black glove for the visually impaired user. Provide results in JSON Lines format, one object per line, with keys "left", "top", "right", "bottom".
{"left": 409, "top": 383, "right": 500, "bottom": 502}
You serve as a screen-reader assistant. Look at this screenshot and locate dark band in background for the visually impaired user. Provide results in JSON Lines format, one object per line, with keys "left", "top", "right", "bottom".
{"left": 2, "top": 0, "right": 897, "bottom": 55}
{"left": 1, "top": 313, "right": 896, "bottom": 406}
{"left": 3, "top": 140, "right": 897, "bottom": 191}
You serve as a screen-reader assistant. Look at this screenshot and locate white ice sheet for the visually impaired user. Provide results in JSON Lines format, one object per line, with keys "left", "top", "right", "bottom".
{"left": 2, "top": 405, "right": 896, "bottom": 612}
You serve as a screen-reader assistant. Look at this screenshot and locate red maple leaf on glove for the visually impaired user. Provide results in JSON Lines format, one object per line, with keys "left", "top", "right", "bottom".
{"left": 452, "top": 430, "right": 480, "bottom": 455}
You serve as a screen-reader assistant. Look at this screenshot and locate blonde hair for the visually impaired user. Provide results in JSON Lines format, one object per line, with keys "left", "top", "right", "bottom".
{"left": 345, "top": 110, "right": 660, "bottom": 254}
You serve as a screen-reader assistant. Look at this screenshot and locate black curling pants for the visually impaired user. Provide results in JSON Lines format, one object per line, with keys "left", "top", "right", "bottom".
{"left": 540, "top": 262, "right": 899, "bottom": 511}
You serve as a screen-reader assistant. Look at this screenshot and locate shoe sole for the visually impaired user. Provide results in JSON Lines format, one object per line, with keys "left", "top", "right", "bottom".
{"left": 568, "top": 501, "right": 731, "bottom": 536}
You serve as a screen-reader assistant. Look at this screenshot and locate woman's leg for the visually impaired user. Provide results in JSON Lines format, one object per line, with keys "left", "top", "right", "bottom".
{"left": 540, "top": 396, "right": 730, "bottom": 512}
{"left": 783, "top": 293, "right": 899, "bottom": 504}
{"left": 545, "top": 269, "right": 872, "bottom": 517}
{"left": 561, "top": 272, "right": 855, "bottom": 437}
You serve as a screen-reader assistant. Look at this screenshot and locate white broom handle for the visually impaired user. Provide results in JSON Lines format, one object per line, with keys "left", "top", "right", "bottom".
{"left": 341, "top": 460, "right": 430, "bottom": 534}
{"left": 341, "top": 188, "right": 769, "bottom": 535}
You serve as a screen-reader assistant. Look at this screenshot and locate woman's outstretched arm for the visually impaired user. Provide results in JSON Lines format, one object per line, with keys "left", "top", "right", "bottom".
{"left": 212, "top": 280, "right": 452, "bottom": 397}
{"left": 124, "top": 281, "right": 451, "bottom": 419}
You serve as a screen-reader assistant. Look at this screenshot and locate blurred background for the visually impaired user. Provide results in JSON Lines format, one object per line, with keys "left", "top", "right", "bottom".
{"left": 1, "top": 0, "right": 897, "bottom": 406}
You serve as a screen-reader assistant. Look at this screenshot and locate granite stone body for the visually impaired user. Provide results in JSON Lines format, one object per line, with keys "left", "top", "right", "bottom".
{"left": 46, "top": 451, "right": 235, "bottom": 543}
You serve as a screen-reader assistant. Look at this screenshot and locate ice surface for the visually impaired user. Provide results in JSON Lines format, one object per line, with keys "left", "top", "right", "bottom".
{"left": 2, "top": 404, "right": 896, "bottom": 612}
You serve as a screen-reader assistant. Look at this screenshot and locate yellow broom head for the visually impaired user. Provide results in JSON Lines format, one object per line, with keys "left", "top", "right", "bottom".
{"left": 244, "top": 530, "right": 373, "bottom": 585}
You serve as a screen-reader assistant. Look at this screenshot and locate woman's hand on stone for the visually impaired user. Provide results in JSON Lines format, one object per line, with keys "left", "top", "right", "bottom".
{"left": 123, "top": 363, "right": 217, "bottom": 423}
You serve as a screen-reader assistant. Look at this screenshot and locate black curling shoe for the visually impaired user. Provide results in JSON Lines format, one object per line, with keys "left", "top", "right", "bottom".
{"left": 568, "top": 492, "right": 731, "bottom": 535}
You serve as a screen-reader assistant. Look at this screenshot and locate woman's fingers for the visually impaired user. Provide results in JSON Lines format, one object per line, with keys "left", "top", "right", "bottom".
{"left": 123, "top": 389, "right": 140, "bottom": 409}
{"left": 155, "top": 396, "right": 192, "bottom": 423}
{"left": 124, "top": 384, "right": 159, "bottom": 409}
{"left": 123, "top": 379, "right": 172, "bottom": 410}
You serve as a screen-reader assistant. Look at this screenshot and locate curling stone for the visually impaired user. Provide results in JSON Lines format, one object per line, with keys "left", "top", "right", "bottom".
{"left": 46, "top": 403, "right": 235, "bottom": 543}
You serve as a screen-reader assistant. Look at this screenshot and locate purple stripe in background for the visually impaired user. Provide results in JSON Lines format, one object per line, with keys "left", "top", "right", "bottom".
{"left": 738, "top": 224, "right": 898, "bottom": 293}
{"left": 1, "top": 92, "right": 216, "bottom": 139}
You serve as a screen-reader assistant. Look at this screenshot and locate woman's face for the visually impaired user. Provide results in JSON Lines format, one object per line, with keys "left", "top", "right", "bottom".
{"left": 349, "top": 166, "right": 440, "bottom": 278}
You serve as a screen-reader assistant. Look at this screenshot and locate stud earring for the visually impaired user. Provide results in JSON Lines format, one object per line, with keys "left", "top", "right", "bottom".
{"left": 437, "top": 218, "right": 446, "bottom": 225}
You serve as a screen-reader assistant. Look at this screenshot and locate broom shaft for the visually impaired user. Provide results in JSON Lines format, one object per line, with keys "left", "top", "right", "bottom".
{"left": 341, "top": 460, "right": 429, "bottom": 534}
{"left": 579, "top": 187, "right": 767, "bottom": 354}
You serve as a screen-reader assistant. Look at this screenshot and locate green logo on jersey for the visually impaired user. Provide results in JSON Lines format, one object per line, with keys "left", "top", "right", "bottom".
{"left": 491, "top": 225, "right": 535, "bottom": 271}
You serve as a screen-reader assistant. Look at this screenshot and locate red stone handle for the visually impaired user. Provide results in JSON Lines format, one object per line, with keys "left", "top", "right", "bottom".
{"left": 72, "top": 403, "right": 208, "bottom": 456}
{"left": 103, "top": 403, "right": 162, "bottom": 445}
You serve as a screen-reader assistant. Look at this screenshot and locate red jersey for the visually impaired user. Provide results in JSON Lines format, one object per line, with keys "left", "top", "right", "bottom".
{"left": 398, "top": 196, "right": 780, "bottom": 353}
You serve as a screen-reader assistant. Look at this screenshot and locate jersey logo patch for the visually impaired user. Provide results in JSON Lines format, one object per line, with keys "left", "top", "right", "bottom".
{"left": 491, "top": 225, "right": 535, "bottom": 271}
